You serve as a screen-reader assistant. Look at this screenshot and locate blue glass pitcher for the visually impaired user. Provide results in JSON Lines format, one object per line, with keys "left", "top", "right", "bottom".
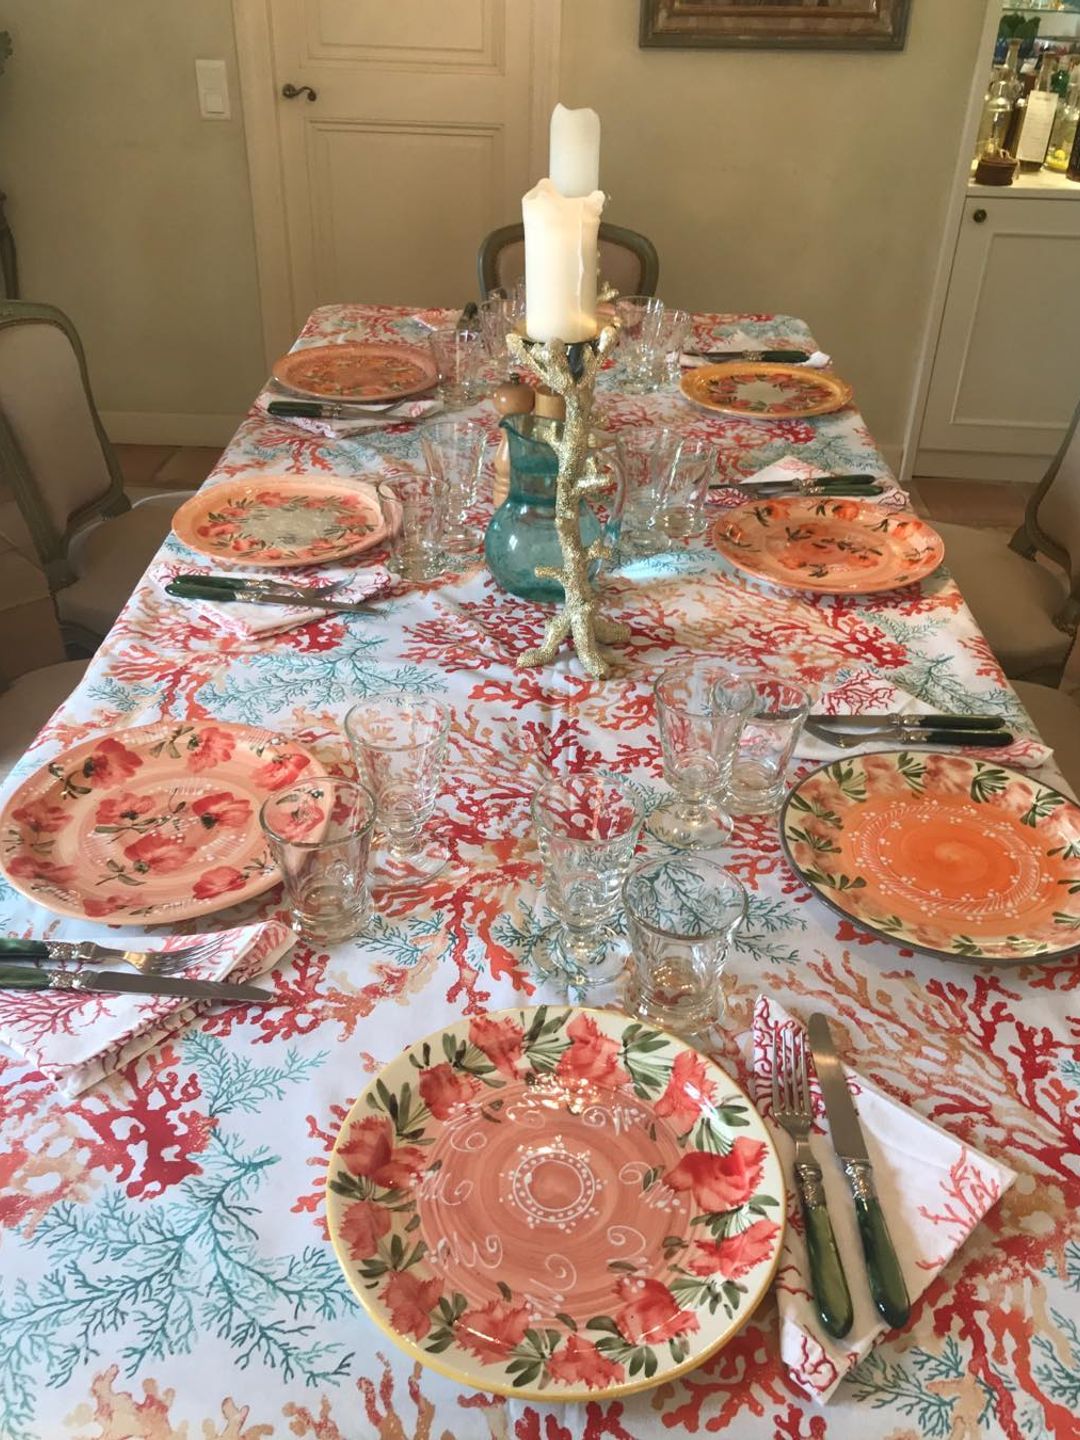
{"left": 484, "top": 414, "right": 624, "bottom": 603}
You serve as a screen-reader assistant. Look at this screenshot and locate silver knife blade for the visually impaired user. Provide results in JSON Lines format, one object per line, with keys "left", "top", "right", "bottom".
{"left": 807, "top": 1014, "right": 869, "bottom": 1161}
{"left": 53, "top": 971, "right": 282, "bottom": 1004}
{"left": 807, "top": 712, "right": 1004, "bottom": 731}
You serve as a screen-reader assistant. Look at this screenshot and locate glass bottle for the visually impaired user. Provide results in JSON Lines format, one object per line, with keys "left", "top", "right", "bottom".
{"left": 977, "top": 40, "right": 1024, "bottom": 161}
{"left": 1046, "top": 72, "right": 1080, "bottom": 174}
{"left": 1014, "top": 53, "right": 1062, "bottom": 169}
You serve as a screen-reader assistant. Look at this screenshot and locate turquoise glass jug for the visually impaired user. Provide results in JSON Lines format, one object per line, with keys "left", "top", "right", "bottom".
{"left": 484, "top": 415, "right": 624, "bottom": 603}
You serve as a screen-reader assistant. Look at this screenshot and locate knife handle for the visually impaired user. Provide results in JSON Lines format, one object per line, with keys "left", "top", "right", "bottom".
{"left": 166, "top": 579, "right": 242, "bottom": 604}
{"left": 267, "top": 401, "right": 323, "bottom": 418}
{"left": 842, "top": 1159, "right": 911, "bottom": 1329}
{"left": 795, "top": 1161, "right": 854, "bottom": 1339}
{"left": 0, "top": 964, "right": 55, "bottom": 990}
{"left": 907, "top": 714, "right": 1005, "bottom": 731}
{"left": 917, "top": 729, "right": 1013, "bottom": 748}
{"left": 0, "top": 938, "right": 50, "bottom": 960}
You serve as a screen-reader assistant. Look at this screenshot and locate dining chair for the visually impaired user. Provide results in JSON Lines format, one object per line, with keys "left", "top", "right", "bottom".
{"left": 932, "top": 396, "right": 1080, "bottom": 684}
{"left": 1012, "top": 681, "right": 1080, "bottom": 800}
{"left": 0, "top": 300, "right": 191, "bottom": 650}
{"left": 477, "top": 222, "right": 660, "bottom": 301}
{"left": 0, "top": 659, "right": 89, "bottom": 785}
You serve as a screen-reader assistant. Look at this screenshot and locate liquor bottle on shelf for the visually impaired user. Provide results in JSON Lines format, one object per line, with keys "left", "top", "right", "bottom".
{"left": 975, "top": 40, "right": 1024, "bottom": 162}
{"left": 1014, "top": 54, "right": 1063, "bottom": 169}
{"left": 1068, "top": 106, "right": 1080, "bottom": 181}
{"left": 1046, "top": 69, "right": 1080, "bottom": 173}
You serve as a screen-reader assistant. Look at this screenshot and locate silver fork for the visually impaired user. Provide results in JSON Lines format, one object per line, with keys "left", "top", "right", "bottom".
{"left": 0, "top": 937, "right": 225, "bottom": 978}
{"left": 772, "top": 1028, "right": 854, "bottom": 1339}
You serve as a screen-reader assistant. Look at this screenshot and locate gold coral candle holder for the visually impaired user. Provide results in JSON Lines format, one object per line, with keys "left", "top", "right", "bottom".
{"left": 503, "top": 325, "right": 627, "bottom": 681}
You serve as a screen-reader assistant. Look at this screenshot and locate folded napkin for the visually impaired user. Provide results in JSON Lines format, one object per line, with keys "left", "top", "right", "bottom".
{"left": 753, "top": 996, "right": 1016, "bottom": 1404}
{"left": 800, "top": 668, "right": 1053, "bottom": 770}
{"left": 255, "top": 385, "right": 442, "bottom": 439}
{"left": 154, "top": 557, "right": 393, "bottom": 639}
{"left": 681, "top": 348, "right": 832, "bottom": 370}
{"left": 0, "top": 921, "right": 295, "bottom": 1097}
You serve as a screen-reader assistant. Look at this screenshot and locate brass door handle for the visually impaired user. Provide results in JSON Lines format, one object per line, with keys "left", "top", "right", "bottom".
{"left": 282, "top": 83, "right": 318, "bottom": 102}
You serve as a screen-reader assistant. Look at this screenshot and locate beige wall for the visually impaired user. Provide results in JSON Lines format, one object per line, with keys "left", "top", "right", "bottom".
{"left": 560, "top": 0, "right": 990, "bottom": 462}
{"left": 0, "top": 1, "right": 266, "bottom": 443}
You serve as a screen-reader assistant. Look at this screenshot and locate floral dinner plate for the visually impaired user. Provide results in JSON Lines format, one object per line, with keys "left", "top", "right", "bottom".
{"left": 711, "top": 496, "right": 944, "bottom": 595}
{"left": 681, "top": 361, "right": 852, "bottom": 420}
{"left": 325, "top": 1006, "right": 785, "bottom": 1401}
{"left": 0, "top": 721, "right": 323, "bottom": 923}
{"left": 172, "top": 477, "right": 386, "bottom": 568}
{"left": 781, "top": 751, "right": 1080, "bottom": 963}
{"left": 272, "top": 341, "right": 438, "bottom": 403}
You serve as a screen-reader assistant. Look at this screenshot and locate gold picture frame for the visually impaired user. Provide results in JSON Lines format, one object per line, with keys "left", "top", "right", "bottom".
{"left": 639, "top": 0, "right": 912, "bottom": 51}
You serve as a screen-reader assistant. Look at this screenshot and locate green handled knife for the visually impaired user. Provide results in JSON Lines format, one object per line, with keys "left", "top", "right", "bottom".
{"left": 807, "top": 1013, "right": 911, "bottom": 1329}
{"left": 0, "top": 964, "right": 283, "bottom": 1005}
{"left": 165, "top": 578, "right": 376, "bottom": 616}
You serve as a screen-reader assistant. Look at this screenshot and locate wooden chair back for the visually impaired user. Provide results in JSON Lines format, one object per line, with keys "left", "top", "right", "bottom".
{"left": 478, "top": 222, "right": 660, "bottom": 301}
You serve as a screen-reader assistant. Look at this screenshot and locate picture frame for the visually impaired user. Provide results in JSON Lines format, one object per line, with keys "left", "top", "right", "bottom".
{"left": 639, "top": 1, "right": 912, "bottom": 52}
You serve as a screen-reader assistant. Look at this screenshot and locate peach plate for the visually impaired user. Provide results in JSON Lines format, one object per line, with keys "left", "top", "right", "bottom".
{"left": 680, "top": 361, "right": 852, "bottom": 420}
{"left": 0, "top": 721, "right": 324, "bottom": 923}
{"left": 325, "top": 1006, "right": 785, "bottom": 1401}
{"left": 272, "top": 341, "right": 438, "bottom": 403}
{"left": 711, "top": 496, "right": 944, "bottom": 595}
{"left": 172, "top": 477, "right": 386, "bottom": 568}
{"left": 781, "top": 752, "right": 1080, "bottom": 963}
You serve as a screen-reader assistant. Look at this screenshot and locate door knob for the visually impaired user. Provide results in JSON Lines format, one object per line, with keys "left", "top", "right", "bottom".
{"left": 973, "top": 208, "right": 988, "bottom": 223}
{"left": 282, "top": 83, "right": 317, "bottom": 102}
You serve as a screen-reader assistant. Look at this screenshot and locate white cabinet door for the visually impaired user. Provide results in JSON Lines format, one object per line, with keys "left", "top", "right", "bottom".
{"left": 917, "top": 196, "right": 1080, "bottom": 475}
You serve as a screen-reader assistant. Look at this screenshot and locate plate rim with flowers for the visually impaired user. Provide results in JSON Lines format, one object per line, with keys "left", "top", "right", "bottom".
{"left": 324, "top": 1004, "right": 786, "bottom": 1402}
{"left": 680, "top": 360, "right": 853, "bottom": 420}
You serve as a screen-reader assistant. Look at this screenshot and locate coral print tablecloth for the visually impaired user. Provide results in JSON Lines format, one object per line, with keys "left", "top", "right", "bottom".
{"left": 1, "top": 306, "right": 1077, "bottom": 1440}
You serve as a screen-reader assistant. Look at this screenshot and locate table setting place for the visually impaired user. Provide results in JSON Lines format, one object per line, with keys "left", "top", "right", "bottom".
{"left": 2, "top": 105, "right": 1077, "bottom": 1440}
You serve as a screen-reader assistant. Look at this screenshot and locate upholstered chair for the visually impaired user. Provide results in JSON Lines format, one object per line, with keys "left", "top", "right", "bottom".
{"left": 0, "top": 301, "right": 191, "bottom": 649}
{"left": 478, "top": 222, "right": 660, "bottom": 301}
{"left": 934, "top": 398, "right": 1080, "bottom": 684}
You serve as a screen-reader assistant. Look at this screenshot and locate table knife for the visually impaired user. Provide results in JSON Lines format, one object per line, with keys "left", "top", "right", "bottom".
{"left": 745, "top": 481, "right": 885, "bottom": 498}
{"left": 267, "top": 399, "right": 420, "bottom": 421}
{"left": 807, "top": 1014, "right": 911, "bottom": 1329}
{"left": 0, "top": 964, "right": 283, "bottom": 1004}
{"left": 808, "top": 712, "right": 1006, "bottom": 732}
{"left": 688, "top": 348, "right": 812, "bottom": 364}
{"left": 165, "top": 578, "right": 378, "bottom": 615}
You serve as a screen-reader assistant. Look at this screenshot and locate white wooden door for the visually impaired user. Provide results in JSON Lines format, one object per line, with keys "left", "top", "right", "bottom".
{"left": 252, "top": 0, "right": 553, "bottom": 340}
{"left": 916, "top": 195, "right": 1080, "bottom": 478}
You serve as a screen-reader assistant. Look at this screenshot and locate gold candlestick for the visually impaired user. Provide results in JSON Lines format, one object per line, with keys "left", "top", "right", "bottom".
{"left": 505, "top": 325, "right": 627, "bottom": 680}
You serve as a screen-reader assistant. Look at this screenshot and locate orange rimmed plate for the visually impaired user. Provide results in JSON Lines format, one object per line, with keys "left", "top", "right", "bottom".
{"left": 325, "top": 1006, "right": 785, "bottom": 1401}
{"left": 0, "top": 721, "right": 323, "bottom": 923}
{"left": 172, "top": 477, "right": 386, "bottom": 568}
{"left": 711, "top": 496, "right": 944, "bottom": 595}
{"left": 273, "top": 341, "right": 437, "bottom": 403}
{"left": 781, "top": 752, "right": 1080, "bottom": 963}
{"left": 681, "top": 361, "right": 852, "bottom": 420}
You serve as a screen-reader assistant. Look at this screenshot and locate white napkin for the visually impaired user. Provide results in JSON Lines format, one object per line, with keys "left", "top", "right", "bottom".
{"left": 800, "top": 668, "right": 1053, "bottom": 770}
{"left": 681, "top": 348, "right": 832, "bottom": 370}
{"left": 254, "top": 385, "right": 443, "bottom": 439}
{"left": 0, "top": 921, "right": 296, "bottom": 1097}
{"left": 153, "top": 558, "right": 393, "bottom": 639}
{"left": 753, "top": 997, "right": 1016, "bottom": 1404}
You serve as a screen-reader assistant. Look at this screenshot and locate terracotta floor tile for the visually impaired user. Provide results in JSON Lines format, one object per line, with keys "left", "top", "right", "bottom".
{"left": 153, "top": 447, "right": 223, "bottom": 488}
{"left": 115, "top": 444, "right": 177, "bottom": 487}
{"left": 915, "top": 477, "right": 1034, "bottom": 530}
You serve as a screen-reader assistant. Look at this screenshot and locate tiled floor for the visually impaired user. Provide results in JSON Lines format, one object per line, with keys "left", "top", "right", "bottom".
{"left": 115, "top": 445, "right": 222, "bottom": 492}
{"left": 907, "top": 476, "right": 1035, "bottom": 536}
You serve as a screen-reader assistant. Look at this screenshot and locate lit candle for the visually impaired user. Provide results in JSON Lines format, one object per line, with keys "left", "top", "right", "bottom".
{"left": 549, "top": 103, "right": 601, "bottom": 198}
{"left": 522, "top": 178, "right": 604, "bottom": 344}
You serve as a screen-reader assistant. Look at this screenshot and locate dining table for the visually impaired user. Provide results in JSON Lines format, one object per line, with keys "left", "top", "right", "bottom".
{"left": 1, "top": 302, "right": 1077, "bottom": 1440}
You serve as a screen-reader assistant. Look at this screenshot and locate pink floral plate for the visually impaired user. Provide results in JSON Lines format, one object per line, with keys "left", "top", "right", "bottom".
{"left": 172, "top": 477, "right": 386, "bottom": 568}
{"left": 0, "top": 721, "right": 324, "bottom": 922}
{"left": 325, "top": 1006, "right": 785, "bottom": 1401}
{"left": 272, "top": 341, "right": 438, "bottom": 403}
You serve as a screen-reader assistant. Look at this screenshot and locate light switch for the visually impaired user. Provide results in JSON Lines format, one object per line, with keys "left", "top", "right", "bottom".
{"left": 195, "top": 59, "right": 231, "bottom": 121}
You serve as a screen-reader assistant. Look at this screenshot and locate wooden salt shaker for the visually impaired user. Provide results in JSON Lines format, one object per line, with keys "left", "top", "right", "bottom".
{"left": 492, "top": 377, "right": 535, "bottom": 506}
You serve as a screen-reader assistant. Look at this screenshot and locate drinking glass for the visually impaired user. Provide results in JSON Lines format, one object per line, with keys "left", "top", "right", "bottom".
{"left": 260, "top": 778, "right": 376, "bottom": 944}
{"left": 345, "top": 697, "right": 451, "bottom": 884}
{"left": 378, "top": 474, "right": 448, "bottom": 581}
{"left": 420, "top": 419, "right": 485, "bottom": 554}
{"left": 478, "top": 287, "right": 527, "bottom": 376}
{"left": 531, "top": 772, "right": 643, "bottom": 984}
{"left": 662, "top": 439, "right": 715, "bottom": 540}
{"left": 614, "top": 295, "right": 666, "bottom": 393}
{"left": 724, "top": 674, "right": 812, "bottom": 816}
{"left": 618, "top": 427, "right": 684, "bottom": 556}
{"left": 648, "top": 662, "right": 753, "bottom": 849}
{"left": 623, "top": 854, "right": 747, "bottom": 1036}
{"left": 653, "top": 306, "right": 692, "bottom": 386}
{"left": 428, "top": 326, "right": 485, "bottom": 408}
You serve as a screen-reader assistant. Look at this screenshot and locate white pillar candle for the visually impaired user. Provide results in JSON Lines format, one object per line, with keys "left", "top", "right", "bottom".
{"left": 549, "top": 103, "right": 601, "bottom": 198}
{"left": 522, "top": 178, "right": 604, "bottom": 344}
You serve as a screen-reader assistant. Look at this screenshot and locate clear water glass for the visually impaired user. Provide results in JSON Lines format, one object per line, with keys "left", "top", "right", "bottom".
{"left": 662, "top": 439, "right": 715, "bottom": 540}
{"left": 725, "top": 674, "right": 812, "bottom": 816}
{"left": 478, "top": 287, "right": 527, "bottom": 376}
{"left": 618, "top": 426, "right": 684, "bottom": 557}
{"left": 345, "top": 697, "right": 451, "bottom": 885}
{"left": 614, "top": 295, "right": 666, "bottom": 393}
{"left": 653, "top": 307, "right": 692, "bottom": 386}
{"left": 379, "top": 474, "right": 448, "bottom": 581}
{"left": 428, "top": 326, "right": 485, "bottom": 408}
{"left": 623, "top": 854, "right": 747, "bottom": 1036}
{"left": 531, "top": 772, "right": 643, "bottom": 985}
{"left": 648, "top": 662, "right": 753, "bottom": 850}
{"left": 260, "top": 778, "right": 376, "bottom": 944}
{"left": 420, "top": 418, "right": 485, "bottom": 554}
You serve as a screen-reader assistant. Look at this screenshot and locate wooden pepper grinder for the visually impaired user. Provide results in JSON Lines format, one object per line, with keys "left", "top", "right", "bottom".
{"left": 491, "top": 376, "right": 535, "bottom": 506}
